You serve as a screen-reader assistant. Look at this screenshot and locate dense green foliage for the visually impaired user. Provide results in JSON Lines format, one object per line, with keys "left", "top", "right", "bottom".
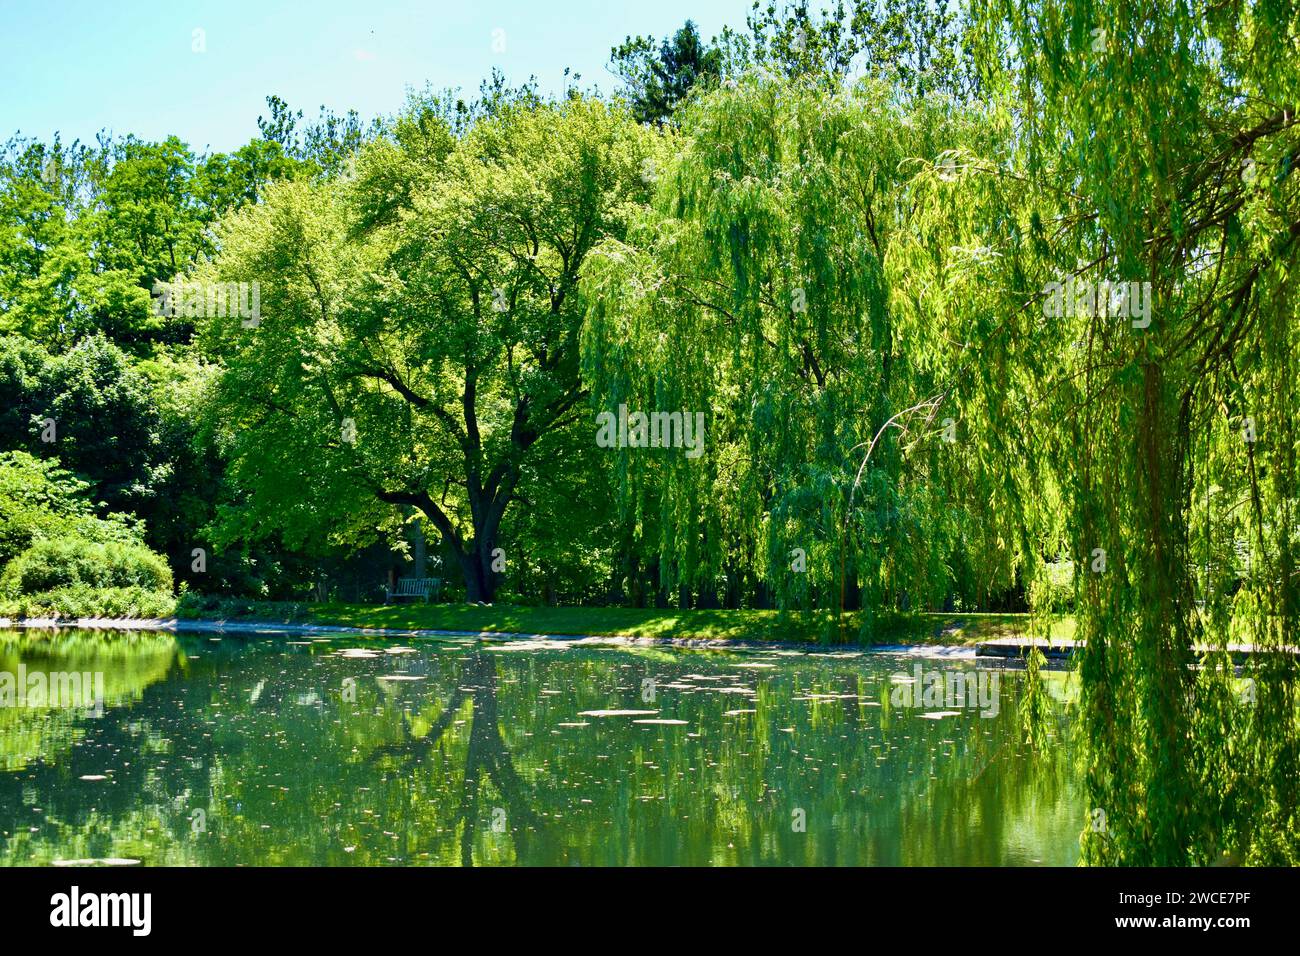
{"left": 0, "top": 451, "right": 141, "bottom": 564}
{"left": 197, "top": 93, "right": 656, "bottom": 602}
{"left": 1, "top": 536, "right": 172, "bottom": 595}
{"left": 584, "top": 76, "right": 1028, "bottom": 626}
{"left": 2, "top": 0, "right": 1297, "bottom": 865}
{"left": 591, "top": 0, "right": 1300, "bottom": 863}
{"left": 0, "top": 451, "right": 173, "bottom": 617}
{"left": 959, "top": 0, "right": 1300, "bottom": 866}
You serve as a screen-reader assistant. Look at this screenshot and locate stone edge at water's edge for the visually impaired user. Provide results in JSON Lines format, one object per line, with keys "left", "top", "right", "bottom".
{"left": 1, "top": 616, "right": 997, "bottom": 659}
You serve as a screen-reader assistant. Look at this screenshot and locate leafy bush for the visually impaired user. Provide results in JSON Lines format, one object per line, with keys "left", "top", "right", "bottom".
{"left": 1, "top": 536, "right": 173, "bottom": 596}
{"left": 0, "top": 451, "right": 145, "bottom": 567}
{"left": 0, "top": 585, "right": 176, "bottom": 620}
{"left": 0, "top": 455, "right": 174, "bottom": 620}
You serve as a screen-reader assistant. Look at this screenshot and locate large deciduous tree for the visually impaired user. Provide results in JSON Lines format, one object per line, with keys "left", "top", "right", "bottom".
{"left": 582, "top": 74, "right": 1028, "bottom": 621}
{"left": 949, "top": 0, "right": 1300, "bottom": 864}
{"left": 200, "top": 94, "right": 658, "bottom": 601}
{"left": 589, "top": 0, "right": 1300, "bottom": 863}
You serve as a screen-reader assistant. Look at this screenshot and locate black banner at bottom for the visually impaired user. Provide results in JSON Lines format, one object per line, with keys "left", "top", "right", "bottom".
{"left": 0, "top": 865, "right": 1291, "bottom": 943}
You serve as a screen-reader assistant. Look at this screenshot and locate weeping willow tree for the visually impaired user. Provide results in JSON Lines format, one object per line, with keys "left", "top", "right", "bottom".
{"left": 935, "top": 0, "right": 1300, "bottom": 863}
{"left": 582, "top": 76, "right": 1036, "bottom": 624}
{"left": 587, "top": 0, "right": 1298, "bottom": 862}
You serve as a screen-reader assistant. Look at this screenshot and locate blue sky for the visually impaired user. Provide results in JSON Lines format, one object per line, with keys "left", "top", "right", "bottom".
{"left": 0, "top": 0, "right": 752, "bottom": 153}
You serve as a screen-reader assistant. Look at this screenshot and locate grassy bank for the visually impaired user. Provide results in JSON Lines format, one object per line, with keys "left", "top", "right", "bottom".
{"left": 174, "top": 595, "right": 1074, "bottom": 646}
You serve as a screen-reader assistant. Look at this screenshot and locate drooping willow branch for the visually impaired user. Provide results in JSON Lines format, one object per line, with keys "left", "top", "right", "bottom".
{"left": 837, "top": 391, "right": 948, "bottom": 639}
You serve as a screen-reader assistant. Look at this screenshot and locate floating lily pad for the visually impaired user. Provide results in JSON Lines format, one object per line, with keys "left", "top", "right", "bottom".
{"left": 53, "top": 858, "right": 139, "bottom": 867}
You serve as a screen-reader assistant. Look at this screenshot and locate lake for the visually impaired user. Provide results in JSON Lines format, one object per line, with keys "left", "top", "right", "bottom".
{"left": 0, "top": 629, "right": 1082, "bottom": 866}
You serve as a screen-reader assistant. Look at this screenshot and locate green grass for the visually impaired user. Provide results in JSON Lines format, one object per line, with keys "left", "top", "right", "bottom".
{"left": 174, "top": 594, "right": 1069, "bottom": 646}
{"left": 915, "top": 611, "right": 1078, "bottom": 645}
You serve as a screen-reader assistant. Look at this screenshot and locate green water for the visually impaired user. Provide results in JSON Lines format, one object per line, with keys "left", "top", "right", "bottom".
{"left": 0, "top": 629, "right": 1083, "bottom": 866}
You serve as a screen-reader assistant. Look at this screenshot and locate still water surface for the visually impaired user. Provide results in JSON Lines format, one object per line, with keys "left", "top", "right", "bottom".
{"left": 0, "top": 629, "right": 1082, "bottom": 865}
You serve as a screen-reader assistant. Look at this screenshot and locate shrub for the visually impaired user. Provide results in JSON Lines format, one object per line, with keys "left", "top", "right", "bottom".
{"left": 1, "top": 536, "right": 173, "bottom": 596}
{"left": 0, "top": 585, "right": 176, "bottom": 620}
{"left": 0, "top": 451, "right": 144, "bottom": 567}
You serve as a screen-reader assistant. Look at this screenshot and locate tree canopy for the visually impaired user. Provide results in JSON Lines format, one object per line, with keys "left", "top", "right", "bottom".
{"left": 2, "top": 0, "right": 1297, "bottom": 865}
{"left": 199, "top": 93, "right": 659, "bottom": 601}
{"left": 585, "top": 0, "right": 1300, "bottom": 864}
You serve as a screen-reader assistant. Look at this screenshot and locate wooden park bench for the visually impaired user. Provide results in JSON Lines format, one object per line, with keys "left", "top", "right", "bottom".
{"left": 385, "top": 577, "right": 441, "bottom": 604}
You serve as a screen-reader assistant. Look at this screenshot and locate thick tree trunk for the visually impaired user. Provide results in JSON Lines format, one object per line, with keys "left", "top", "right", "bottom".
{"left": 459, "top": 547, "right": 494, "bottom": 602}
{"left": 376, "top": 487, "right": 506, "bottom": 604}
{"left": 458, "top": 479, "right": 515, "bottom": 603}
{"left": 1133, "top": 361, "right": 1196, "bottom": 863}
{"left": 411, "top": 516, "right": 426, "bottom": 579}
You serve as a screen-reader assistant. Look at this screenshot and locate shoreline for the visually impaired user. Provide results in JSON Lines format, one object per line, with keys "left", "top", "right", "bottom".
{"left": 12, "top": 615, "right": 1281, "bottom": 664}
{"left": 3, "top": 603, "right": 1065, "bottom": 649}
{"left": 0, "top": 615, "right": 1006, "bottom": 659}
